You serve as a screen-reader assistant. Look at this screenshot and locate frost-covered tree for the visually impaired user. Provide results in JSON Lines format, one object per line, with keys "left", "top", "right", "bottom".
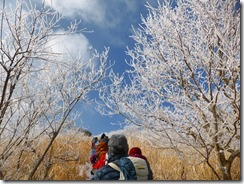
{"left": 99, "top": 0, "right": 240, "bottom": 180}
{"left": 0, "top": 0, "right": 110, "bottom": 180}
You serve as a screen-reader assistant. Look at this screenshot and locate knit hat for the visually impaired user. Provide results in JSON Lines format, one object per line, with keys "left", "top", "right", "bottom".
{"left": 108, "top": 134, "right": 129, "bottom": 156}
{"left": 100, "top": 133, "right": 106, "bottom": 140}
{"left": 129, "top": 147, "right": 142, "bottom": 156}
{"left": 129, "top": 147, "right": 147, "bottom": 160}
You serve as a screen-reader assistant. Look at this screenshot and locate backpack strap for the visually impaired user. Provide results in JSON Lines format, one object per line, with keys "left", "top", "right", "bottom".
{"left": 108, "top": 162, "right": 120, "bottom": 172}
{"left": 108, "top": 162, "right": 125, "bottom": 180}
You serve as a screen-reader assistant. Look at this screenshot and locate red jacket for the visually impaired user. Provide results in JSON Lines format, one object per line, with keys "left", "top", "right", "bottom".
{"left": 93, "top": 152, "right": 107, "bottom": 170}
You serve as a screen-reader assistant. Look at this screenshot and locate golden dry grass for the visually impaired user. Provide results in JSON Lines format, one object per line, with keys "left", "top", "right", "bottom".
{"left": 1, "top": 132, "right": 92, "bottom": 180}
{"left": 1, "top": 133, "right": 240, "bottom": 180}
{"left": 34, "top": 133, "right": 92, "bottom": 180}
{"left": 127, "top": 137, "right": 240, "bottom": 180}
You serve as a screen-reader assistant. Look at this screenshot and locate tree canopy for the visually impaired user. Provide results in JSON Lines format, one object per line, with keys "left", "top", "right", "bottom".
{"left": 99, "top": 0, "right": 240, "bottom": 180}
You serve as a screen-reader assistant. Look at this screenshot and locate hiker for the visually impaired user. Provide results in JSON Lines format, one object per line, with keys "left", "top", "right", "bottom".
{"left": 129, "top": 147, "right": 153, "bottom": 180}
{"left": 91, "top": 134, "right": 153, "bottom": 180}
{"left": 91, "top": 137, "right": 98, "bottom": 154}
{"left": 91, "top": 141, "right": 108, "bottom": 175}
{"left": 98, "top": 133, "right": 109, "bottom": 165}
{"left": 90, "top": 137, "right": 98, "bottom": 164}
{"left": 90, "top": 133, "right": 109, "bottom": 162}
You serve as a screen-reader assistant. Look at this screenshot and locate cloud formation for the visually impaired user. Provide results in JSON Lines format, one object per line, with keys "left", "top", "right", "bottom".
{"left": 45, "top": 0, "right": 106, "bottom": 25}
{"left": 45, "top": 0, "right": 154, "bottom": 28}
{"left": 44, "top": 0, "right": 159, "bottom": 48}
{"left": 49, "top": 33, "right": 90, "bottom": 60}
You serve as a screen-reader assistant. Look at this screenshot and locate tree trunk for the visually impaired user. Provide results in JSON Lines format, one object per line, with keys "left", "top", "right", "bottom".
{"left": 217, "top": 151, "right": 232, "bottom": 180}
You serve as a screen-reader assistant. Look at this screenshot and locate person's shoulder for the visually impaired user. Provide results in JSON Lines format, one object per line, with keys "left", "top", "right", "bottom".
{"left": 97, "top": 164, "right": 116, "bottom": 174}
{"left": 92, "top": 164, "right": 120, "bottom": 180}
{"left": 91, "top": 165, "right": 109, "bottom": 180}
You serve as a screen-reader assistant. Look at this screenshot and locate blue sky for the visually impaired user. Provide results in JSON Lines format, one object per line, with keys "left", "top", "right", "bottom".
{"left": 64, "top": 0, "right": 241, "bottom": 136}
{"left": 42, "top": 0, "right": 160, "bottom": 135}
{"left": 80, "top": 1, "right": 158, "bottom": 135}
{"left": 6, "top": 0, "right": 240, "bottom": 136}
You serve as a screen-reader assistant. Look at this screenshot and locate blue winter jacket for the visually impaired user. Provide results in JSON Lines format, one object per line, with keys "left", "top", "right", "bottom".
{"left": 91, "top": 154, "right": 153, "bottom": 180}
{"left": 91, "top": 154, "right": 124, "bottom": 180}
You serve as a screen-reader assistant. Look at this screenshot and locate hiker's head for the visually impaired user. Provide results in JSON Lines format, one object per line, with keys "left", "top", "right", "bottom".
{"left": 129, "top": 147, "right": 142, "bottom": 156}
{"left": 100, "top": 133, "right": 106, "bottom": 140}
{"left": 108, "top": 134, "right": 129, "bottom": 157}
{"left": 100, "top": 133, "right": 109, "bottom": 144}
{"left": 91, "top": 137, "right": 98, "bottom": 147}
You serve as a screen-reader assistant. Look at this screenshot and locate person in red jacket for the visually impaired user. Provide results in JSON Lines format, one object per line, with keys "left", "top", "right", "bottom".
{"left": 128, "top": 147, "right": 153, "bottom": 180}
{"left": 91, "top": 141, "right": 108, "bottom": 175}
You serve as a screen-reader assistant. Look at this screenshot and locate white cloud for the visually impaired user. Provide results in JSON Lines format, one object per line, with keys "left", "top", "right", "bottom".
{"left": 53, "top": 34, "right": 89, "bottom": 58}
{"left": 49, "top": 33, "right": 90, "bottom": 60}
{"left": 44, "top": 0, "right": 151, "bottom": 28}
{"left": 45, "top": 0, "right": 106, "bottom": 24}
{"left": 43, "top": 0, "right": 157, "bottom": 47}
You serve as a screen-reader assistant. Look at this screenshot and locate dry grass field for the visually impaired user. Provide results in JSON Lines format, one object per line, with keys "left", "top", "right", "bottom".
{"left": 128, "top": 137, "right": 240, "bottom": 180}
{"left": 1, "top": 132, "right": 240, "bottom": 180}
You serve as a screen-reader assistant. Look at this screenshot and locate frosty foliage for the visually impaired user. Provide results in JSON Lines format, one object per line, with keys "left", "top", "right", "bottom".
{"left": 98, "top": 0, "right": 240, "bottom": 179}
{"left": 0, "top": 0, "right": 110, "bottom": 180}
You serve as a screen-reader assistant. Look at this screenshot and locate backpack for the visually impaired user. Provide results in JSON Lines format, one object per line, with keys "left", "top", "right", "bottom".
{"left": 108, "top": 156, "right": 149, "bottom": 180}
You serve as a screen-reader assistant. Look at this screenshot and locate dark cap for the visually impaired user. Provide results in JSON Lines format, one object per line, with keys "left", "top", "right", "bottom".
{"left": 108, "top": 134, "right": 129, "bottom": 156}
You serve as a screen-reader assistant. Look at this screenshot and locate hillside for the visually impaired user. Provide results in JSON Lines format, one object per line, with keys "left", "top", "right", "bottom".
{"left": 1, "top": 128, "right": 240, "bottom": 180}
